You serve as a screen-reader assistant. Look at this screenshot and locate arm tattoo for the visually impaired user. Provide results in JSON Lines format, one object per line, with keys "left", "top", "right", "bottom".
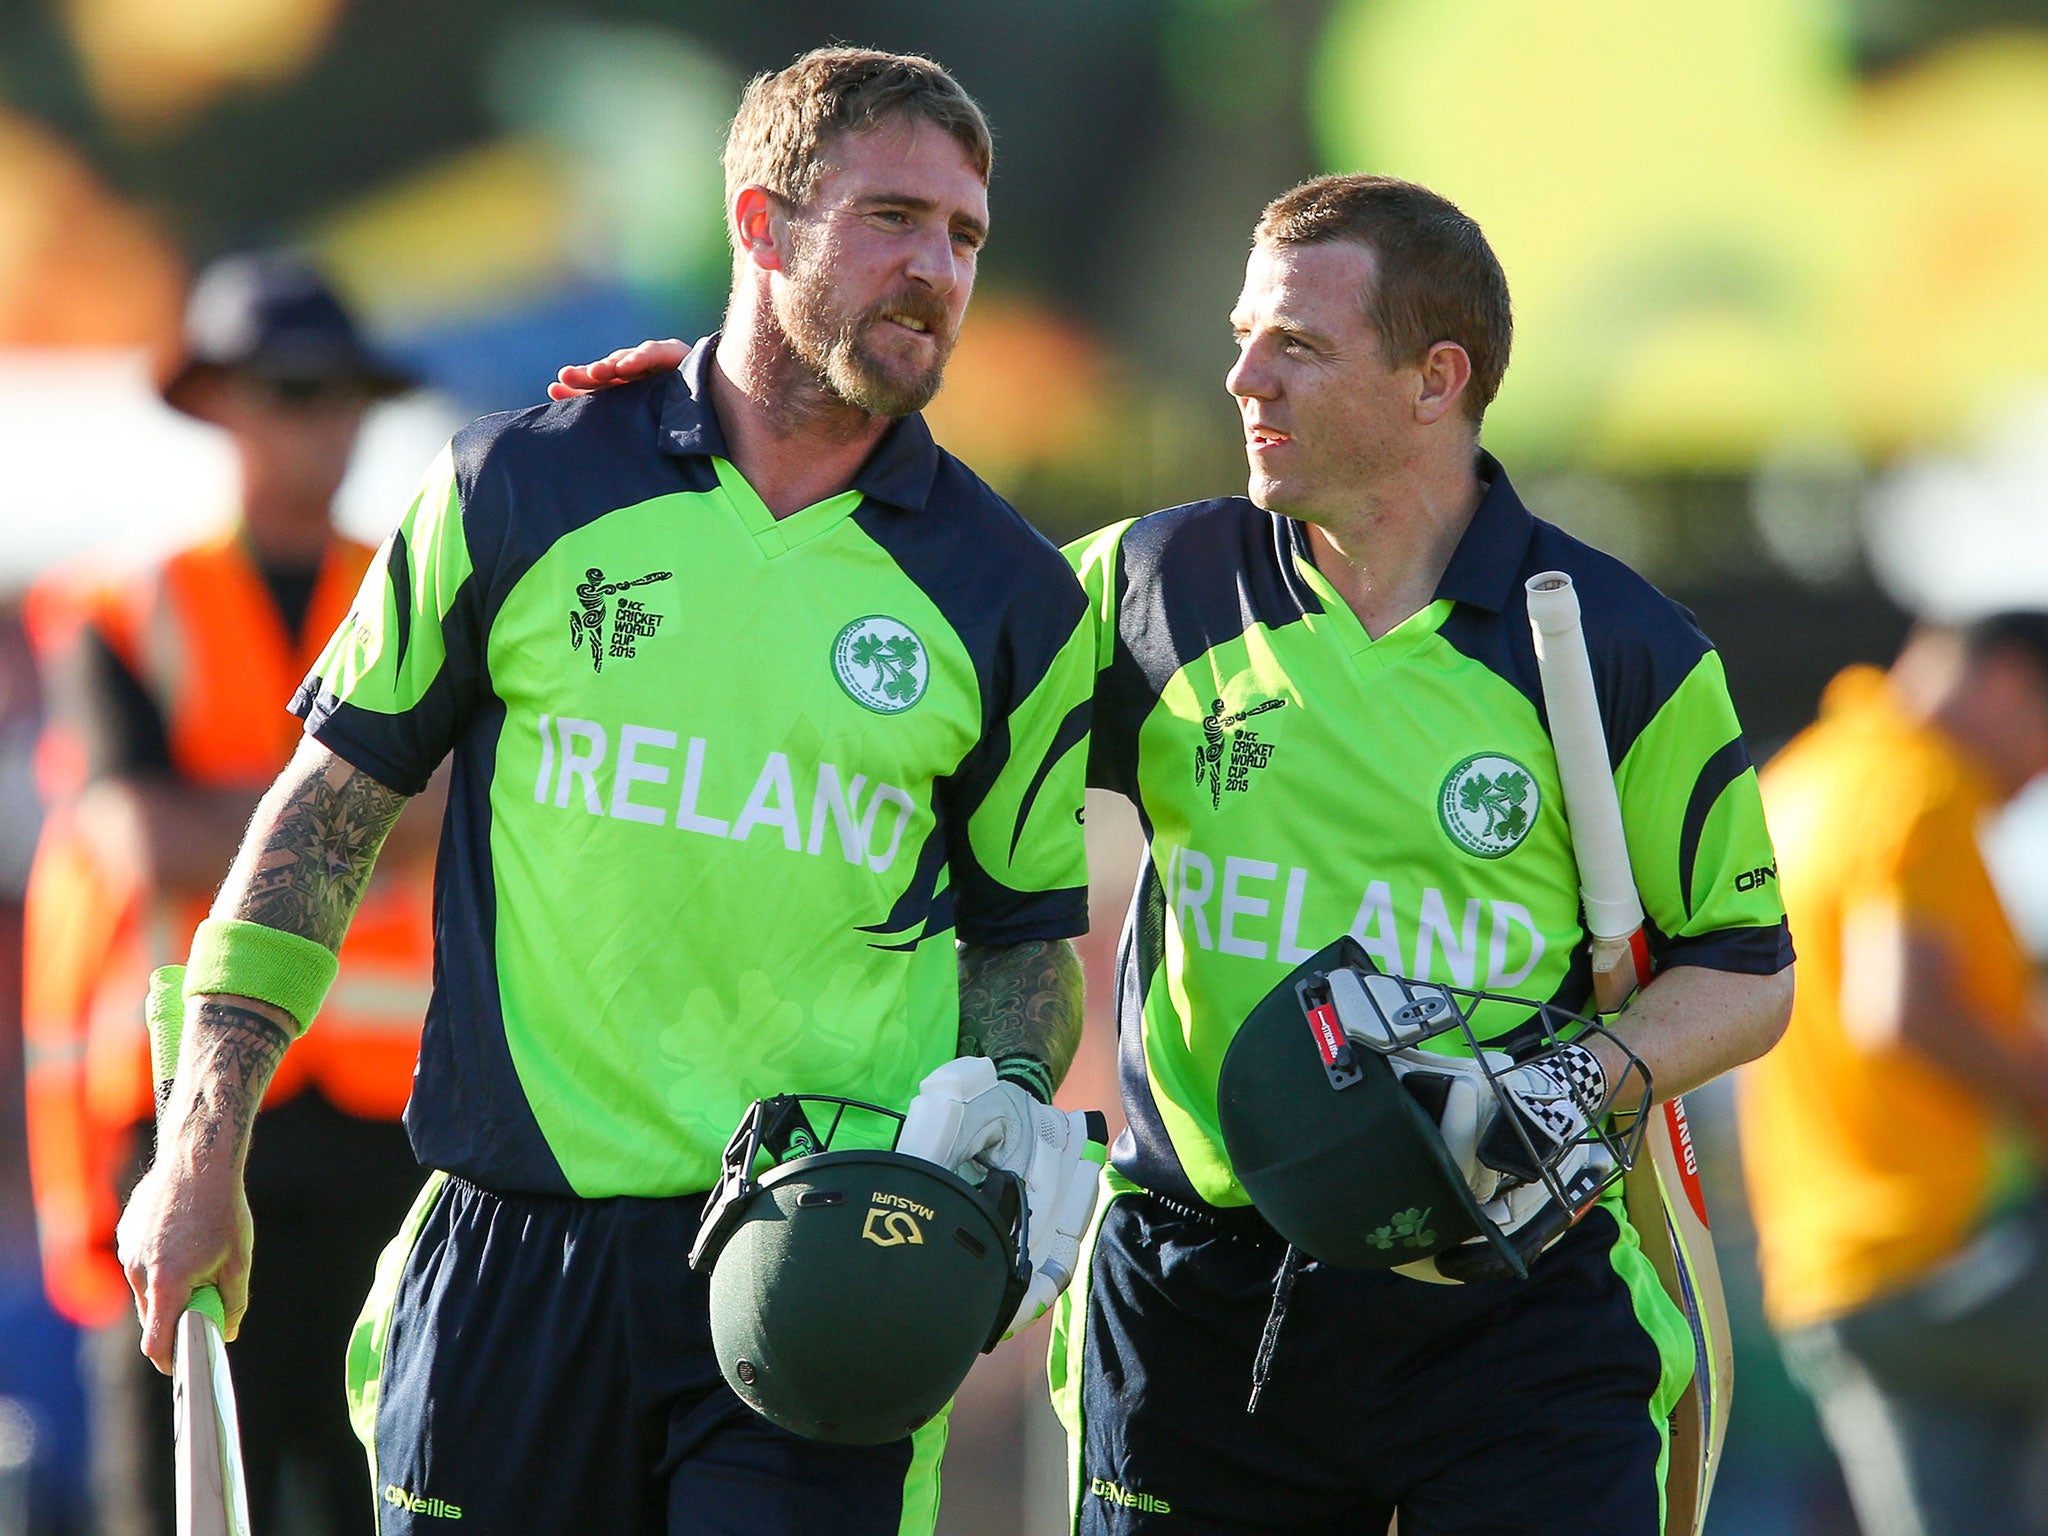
{"left": 957, "top": 938, "right": 1085, "bottom": 1087}
{"left": 230, "top": 749, "right": 410, "bottom": 950}
{"left": 178, "top": 1000, "right": 292, "bottom": 1163}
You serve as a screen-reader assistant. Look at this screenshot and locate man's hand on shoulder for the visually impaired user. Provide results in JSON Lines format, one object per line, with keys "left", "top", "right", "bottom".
{"left": 548, "top": 338, "right": 690, "bottom": 400}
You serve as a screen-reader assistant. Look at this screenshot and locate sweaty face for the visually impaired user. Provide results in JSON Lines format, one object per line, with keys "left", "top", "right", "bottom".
{"left": 770, "top": 118, "right": 989, "bottom": 418}
{"left": 1225, "top": 240, "right": 1417, "bottom": 526}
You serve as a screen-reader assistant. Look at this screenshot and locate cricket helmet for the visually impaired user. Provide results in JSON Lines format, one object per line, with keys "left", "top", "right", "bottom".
{"left": 689, "top": 1094, "right": 1029, "bottom": 1445}
{"left": 1216, "top": 937, "right": 1647, "bottom": 1279}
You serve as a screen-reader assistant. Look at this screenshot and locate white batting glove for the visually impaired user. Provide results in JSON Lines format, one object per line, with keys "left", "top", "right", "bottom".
{"left": 1002, "top": 1111, "right": 1107, "bottom": 1338}
{"left": 1387, "top": 1044, "right": 1613, "bottom": 1284}
{"left": 897, "top": 1057, "right": 1106, "bottom": 1336}
{"left": 1385, "top": 1045, "right": 1518, "bottom": 1206}
{"left": 898, "top": 1057, "right": 1055, "bottom": 1189}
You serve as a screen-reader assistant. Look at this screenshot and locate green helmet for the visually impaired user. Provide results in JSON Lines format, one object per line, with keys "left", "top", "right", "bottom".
{"left": 688, "top": 1095, "right": 1028, "bottom": 1445}
{"left": 1217, "top": 937, "right": 1646, "bottom": 1279}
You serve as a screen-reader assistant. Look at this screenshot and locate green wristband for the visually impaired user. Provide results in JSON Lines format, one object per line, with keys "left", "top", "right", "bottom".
{"left": 146, "top": 965, "right": 186, "bottom": 1090}
{"left": 182, "top": 918, "right": 338, "bottom": 1037}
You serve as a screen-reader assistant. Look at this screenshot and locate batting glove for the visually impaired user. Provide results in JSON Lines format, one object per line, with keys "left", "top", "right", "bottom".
{"left": 1386, "top": 1043, "right": 1613, "bottom": 1283}
{"left": 897, "top": 1057, "right": 1106, "bottom": 1333}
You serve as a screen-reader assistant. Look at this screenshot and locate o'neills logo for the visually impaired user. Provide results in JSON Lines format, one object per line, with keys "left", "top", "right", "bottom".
{"left": 385, "top": 1484, "right": 462, "bottom": 1519}
{"left": 1092, "top": 1477, "right": 1171, "bottom": 1514}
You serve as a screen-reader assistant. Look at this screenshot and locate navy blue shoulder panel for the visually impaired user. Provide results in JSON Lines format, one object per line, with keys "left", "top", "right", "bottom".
{"left": 296, "top": 379, "right": 716, "bottom": 796}
{"left": 1091, "top": 497, "right": 1320, "bottom": 799}
{"left": 1438, "top": 516, "right": 1718, "bottom": 771}
{"left": 450, "top": 375, "right": 715, "bottom": 627}
{"left": 852, "top": 450, "right": 1089, "bottom": 947}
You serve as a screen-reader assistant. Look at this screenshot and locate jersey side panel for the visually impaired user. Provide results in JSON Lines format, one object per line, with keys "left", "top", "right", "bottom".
{"left": 851, "top": 461, "right": 1091, "bottom": 949}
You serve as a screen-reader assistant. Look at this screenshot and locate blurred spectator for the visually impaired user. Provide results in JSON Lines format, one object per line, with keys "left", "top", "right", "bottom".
{"left": 1, "top": 598, "right": 46, "bottom": 1281}
{"left": 1738, "top": 614, "right": 2048, "bottom": 1536}
{"left": 21, "top": 254, "right": 442, "bottom": 1536}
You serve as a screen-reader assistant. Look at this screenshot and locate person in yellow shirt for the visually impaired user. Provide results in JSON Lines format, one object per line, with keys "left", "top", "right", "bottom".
{"left": 1739, "top": 612, "right": 2048, "bottom": 1536}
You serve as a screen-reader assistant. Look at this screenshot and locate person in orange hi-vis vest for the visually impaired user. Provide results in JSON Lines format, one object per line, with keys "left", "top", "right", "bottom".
{"left": 22, "top": 253, "right": 443, "bottom": 1536}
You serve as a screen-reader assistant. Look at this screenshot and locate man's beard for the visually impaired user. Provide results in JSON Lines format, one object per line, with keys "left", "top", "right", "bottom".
{"left": 775, "top": 235, "right": 955, "bottom": 418}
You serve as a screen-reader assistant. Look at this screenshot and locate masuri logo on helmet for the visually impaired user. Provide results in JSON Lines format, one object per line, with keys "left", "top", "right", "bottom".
{"left": 688, "top": 1093, "right": 1033, "bottom": 1445}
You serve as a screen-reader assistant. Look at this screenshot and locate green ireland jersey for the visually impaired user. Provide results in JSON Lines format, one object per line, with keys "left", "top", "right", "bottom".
{"left": 292, "top": 339, "right": 1092, "bottom": 1197}
{"left": 1066, "top": 453, "right": 1791, "bottom": 1208}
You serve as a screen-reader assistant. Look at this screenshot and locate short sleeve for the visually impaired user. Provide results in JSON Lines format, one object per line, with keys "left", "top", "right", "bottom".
{"left": 1616, "top": 648, "right": 1793, "bottom": 973}
{"left": 943, "top": 582, "right": 1094, "bottom": 948}
{"left": 1062, "top": 520, "right": 1135, "bottom": 796}
{"left": 290, "top": 445, "right": 481, "bottom": 795}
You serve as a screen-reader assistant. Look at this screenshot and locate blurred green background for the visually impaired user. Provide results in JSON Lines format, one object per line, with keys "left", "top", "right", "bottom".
{"left": 6, "top": 1, "right": 2048, "bottom": 1532}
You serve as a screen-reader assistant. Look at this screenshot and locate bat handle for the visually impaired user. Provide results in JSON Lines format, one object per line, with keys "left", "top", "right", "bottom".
{"left": 1588, "top": 929, "right": 1655, "bottom": 1016}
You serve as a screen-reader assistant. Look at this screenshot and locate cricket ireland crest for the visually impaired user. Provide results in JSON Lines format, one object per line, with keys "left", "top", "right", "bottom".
{"left": 1438, "top": 751, "right": 1539, "bottom": 858}
{"left": 832, "top": 616, "right": 929, "bottom": 713}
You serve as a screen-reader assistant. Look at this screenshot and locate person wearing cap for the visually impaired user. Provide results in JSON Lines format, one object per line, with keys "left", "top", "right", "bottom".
{"left": 21, "top": 251, "right": 442, "bottom": 1536}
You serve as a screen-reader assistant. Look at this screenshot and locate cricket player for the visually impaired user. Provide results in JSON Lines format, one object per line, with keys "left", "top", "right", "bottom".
{"left": 115, "top": 48, "right": 1094, "bottom": 1536}
{"left": 554, "top": 175, "right": 1796, "bottom": 1531}
{"left": 1047, "top": 174, "right": 1793, "bottom": 1535}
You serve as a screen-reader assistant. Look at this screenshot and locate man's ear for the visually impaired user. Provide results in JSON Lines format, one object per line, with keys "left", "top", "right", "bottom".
{"left": 1414, "top": 340, "right": 1473, "bottom": 427}
{"left": 732, "top": 185, "right": 786, "bottom": 274}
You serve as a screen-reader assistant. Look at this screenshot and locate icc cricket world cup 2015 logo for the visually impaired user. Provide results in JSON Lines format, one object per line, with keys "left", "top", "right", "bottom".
{"left": 568, "top": 566, "right": 673, "bottom": 673}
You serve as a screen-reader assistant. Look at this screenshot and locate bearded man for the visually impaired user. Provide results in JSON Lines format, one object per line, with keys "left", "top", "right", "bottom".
{"left": 115, "top": 48, "right": 1095, "bottom": 1536}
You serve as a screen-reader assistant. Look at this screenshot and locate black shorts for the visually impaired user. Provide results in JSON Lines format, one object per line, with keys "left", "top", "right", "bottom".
{"left": 348, "top": 1174, "right": 948, "bottom": 1536}
{"left": 1050, "top": 1185, "right": 1689, "bottom": 1535}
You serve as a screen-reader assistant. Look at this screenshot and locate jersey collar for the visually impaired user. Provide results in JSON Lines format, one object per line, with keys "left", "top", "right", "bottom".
{"left": 658, "top": 334, "right": 943, "bottom": 514}
{"left": 1433, "top": 449, "right": 1538, "bottom": 614}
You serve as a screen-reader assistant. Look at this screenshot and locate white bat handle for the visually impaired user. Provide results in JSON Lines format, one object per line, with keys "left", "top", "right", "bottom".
{"left": 1525, "top": 572, "right": 1644, "bottom": 941}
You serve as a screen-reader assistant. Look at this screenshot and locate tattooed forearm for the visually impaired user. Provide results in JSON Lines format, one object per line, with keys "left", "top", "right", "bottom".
{"left": 220, "top": 741, "right": 411, "bottom": 950}
{"left": 957, "top": 938, "right": 1085, "bottom": 1088}
{"left": 176, "top": 1000, "right": 292, "bottom": 1164}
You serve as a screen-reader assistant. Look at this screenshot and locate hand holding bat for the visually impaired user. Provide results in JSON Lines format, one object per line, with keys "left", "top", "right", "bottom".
{"left": 128, "top": 965, "right": 254, "bottom": 1536}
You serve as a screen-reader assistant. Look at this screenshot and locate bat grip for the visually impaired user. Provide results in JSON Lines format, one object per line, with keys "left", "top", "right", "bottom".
{"left": 188, "top": 1285, "right": 227, "bottom": 1331}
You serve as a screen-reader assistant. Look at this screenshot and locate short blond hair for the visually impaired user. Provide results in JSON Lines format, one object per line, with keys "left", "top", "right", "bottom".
{"left": 722, "top": 47, "right": 991, "bottom": 227}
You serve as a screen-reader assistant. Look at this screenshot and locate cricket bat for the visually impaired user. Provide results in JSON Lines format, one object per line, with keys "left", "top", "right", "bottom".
{"left": 1525, "top": 572, "right": 1731, "bottom": 1536}
{"left": 145, "top": 966, "right": 254, "bottom": 1536}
